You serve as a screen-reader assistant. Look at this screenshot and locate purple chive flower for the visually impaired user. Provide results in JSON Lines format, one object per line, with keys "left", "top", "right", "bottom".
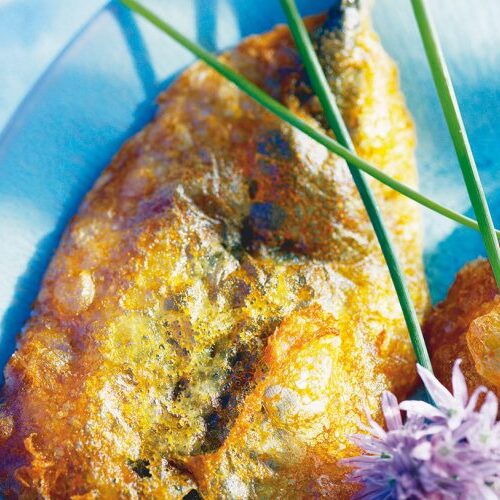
{"left": 342, "top": 360, "right": 500, "bottom": 499}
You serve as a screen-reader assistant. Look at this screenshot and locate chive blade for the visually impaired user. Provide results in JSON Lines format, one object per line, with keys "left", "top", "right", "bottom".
{"left": 281, "top": 0, "right": 431, "bottom": 370}
{"left": 411, "top": 0, "right": 500, "bottom": 289}
{"left": 118, "top": 0, "right": 500, "bottom": 242}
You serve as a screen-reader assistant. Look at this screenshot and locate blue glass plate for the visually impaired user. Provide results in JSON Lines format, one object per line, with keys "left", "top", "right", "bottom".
{"left": 1, "top": 0, "right": 500, "bottom": 379}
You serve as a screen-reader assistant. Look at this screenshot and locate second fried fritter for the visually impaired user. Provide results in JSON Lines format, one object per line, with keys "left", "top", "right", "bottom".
{"left": 425, "top": 258, "right": 500, "bottom": 397}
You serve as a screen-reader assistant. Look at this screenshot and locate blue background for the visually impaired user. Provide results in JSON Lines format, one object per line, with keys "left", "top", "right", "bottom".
{"left": 0, "top": 0, "right": 106, "bottom": 130}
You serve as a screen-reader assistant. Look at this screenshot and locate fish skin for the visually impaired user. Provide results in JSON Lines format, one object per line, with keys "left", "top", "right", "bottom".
{"left": 0, "top": 3, "right": 428, "bottom": 498}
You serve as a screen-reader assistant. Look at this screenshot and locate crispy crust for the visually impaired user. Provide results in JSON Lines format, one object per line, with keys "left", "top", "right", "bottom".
{"left": 424, "top": 259, "right": 500, "bottom": 396}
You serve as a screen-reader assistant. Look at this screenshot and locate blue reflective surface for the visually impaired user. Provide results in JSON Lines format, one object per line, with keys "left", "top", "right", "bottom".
{"left": 0, "top": 0, "right": 499, "bottom": 379}
{"left": 0, "top": 0, "right": 106, "bottom": 130}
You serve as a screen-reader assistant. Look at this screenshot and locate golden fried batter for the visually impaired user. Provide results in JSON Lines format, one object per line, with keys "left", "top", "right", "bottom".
{"left": 424, "top": 259, "right": 500, "bottom": 397}
{"left": 0, "top": 3, "right": 428, "bottom": 498}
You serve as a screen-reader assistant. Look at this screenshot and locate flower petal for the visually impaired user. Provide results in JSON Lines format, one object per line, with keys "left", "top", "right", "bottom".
{"left": 465, "top": 385, "right": 488, "bottom": 414}
{"left": 381, "top": 391, "right": 402, "bottom": 431}
{"left": 414, "top": 423, "right": 444, "bottom": 439}
{"left": 411, "top": 441, "right": 432, "bottom": 461}
{"left": 362, "top": 405, "right": 387, "bottom": 439}
{"left": 417, "top": 364, "right": 456, "bottom": 410}
{"left": 479, "top": 391, "right": 499, "bottom": 425}
{"left": 451, "top": 359, "right": 468, "bottom": 407}
{"left": 400, "top": 400, "right": 444, "bottom": 420}
{"left": 349, "top": 434, "right": 386, "bottom": 454}
{"left": 452, "top": 416, "right": 479, "bottom": 441}
{"left": 347, "top": 360, "right": 500, "bottom": 500}
{"left": 475, "top": 484, "right": 500, "bottom": 500}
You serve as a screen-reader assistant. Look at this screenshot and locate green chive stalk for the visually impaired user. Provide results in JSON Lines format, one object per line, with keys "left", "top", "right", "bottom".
{"left": 411, "top": 0, "right": 500, "bottom": 289}
{"left": 281, "top": 0, "right": 431, "bottom": 369}
{"left": 119, "top": 0, "right": 500, "bottom": 242}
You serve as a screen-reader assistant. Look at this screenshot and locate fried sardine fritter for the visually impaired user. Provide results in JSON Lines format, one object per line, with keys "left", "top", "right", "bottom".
{"left": 0, "top": 2, "right": 429, "bottom": 498}
{"left": 425, "top": 259, "right": 500, "bottom": 397}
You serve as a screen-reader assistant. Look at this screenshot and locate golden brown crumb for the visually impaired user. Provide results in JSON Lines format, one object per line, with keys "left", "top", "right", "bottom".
{"left": 425, "top": 258, "right": 500, "bottom": 397}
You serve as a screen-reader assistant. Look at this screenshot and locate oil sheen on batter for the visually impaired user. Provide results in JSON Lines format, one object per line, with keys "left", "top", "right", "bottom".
{"left": 0, "top": 1, "right": 429, "bottom": 498}
{"left": 425, "top": 259, "right": 500, "bottom": 400}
